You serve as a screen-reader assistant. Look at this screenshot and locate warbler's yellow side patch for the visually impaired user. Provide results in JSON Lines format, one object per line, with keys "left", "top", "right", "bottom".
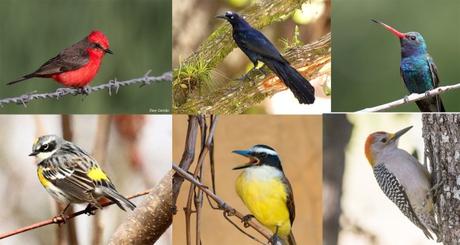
{"left": 37, "top": 167, "right": 50, "bottom": 187}
{"left": 87, "top": 167, "right": 108, "bottom": 181}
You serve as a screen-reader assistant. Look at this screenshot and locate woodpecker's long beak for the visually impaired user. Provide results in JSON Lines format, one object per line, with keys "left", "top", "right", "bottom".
{"left": 232, "top": 150, "right": 258, "bottom": 170}
{"left": 390, "top": 126, "right": 413, "bottom": 142}
{"left": 371, "top": 19, "right": 406, "bottom": 39}
{"left": 104, "top": 48, "right": 113, "bottom": 54}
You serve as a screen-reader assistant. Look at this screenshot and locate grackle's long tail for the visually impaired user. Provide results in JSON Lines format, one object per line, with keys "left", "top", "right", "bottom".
{"left": 265, "top": 60, "right": 315, "bottom": 104}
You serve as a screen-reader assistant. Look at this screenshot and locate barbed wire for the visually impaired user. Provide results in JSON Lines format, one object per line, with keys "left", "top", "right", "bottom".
{"left": 0, "top": 70, "right": 172, "bottom": 107}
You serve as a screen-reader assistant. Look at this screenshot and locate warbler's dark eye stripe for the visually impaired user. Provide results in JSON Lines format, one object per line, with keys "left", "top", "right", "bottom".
{"left": 40, "top": 141, "right": 57, "bottom": 152}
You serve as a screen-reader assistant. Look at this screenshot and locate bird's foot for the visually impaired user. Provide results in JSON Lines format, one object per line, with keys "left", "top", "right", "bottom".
{"left": 430, "top": 179, "right": 445, "bottom": 199}
{"left": 269, "top": 234, "right": 282, "bottom": 245}
{"left": 53, "top": 213, "right": 68, "bottom": 225}
{"left": 241, "top": 214, "right": 255, "bottom": 227}
{"left": 83, "top": 204, "right": 97, "bottom": 216}
{"left": 77, "top": 86, "right": 91, "bottom": 95}
{"left": 403, "top": 95, "right": 410, "bottom": 103}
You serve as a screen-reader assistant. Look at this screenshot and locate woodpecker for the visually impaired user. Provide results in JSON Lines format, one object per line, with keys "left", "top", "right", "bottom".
{"left": 364, "top": 126, "right": 439, "bottom": 240}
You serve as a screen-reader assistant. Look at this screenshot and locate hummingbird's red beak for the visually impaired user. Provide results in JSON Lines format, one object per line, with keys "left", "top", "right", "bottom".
{"left": 372, "top": 19, "right": 406, "bottom": 39}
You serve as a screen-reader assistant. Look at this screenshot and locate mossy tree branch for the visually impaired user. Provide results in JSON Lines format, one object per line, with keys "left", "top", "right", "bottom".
{"left": 175, "top": 33, "right": 330, "bottom": 114}
{"left": 174, "top": 0, "right": 328, "bottom": 114}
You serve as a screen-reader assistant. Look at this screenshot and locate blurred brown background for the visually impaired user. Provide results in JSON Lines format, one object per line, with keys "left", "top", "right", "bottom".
{"left": 173, "top": 115, "right": 322, "bottom": 244}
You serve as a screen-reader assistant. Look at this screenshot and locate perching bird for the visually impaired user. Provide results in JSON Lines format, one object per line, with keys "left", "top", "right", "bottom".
{"left": 372, "top": 20, "right": 445, "bottom": 112}
{"left": 233, "top": 145, "right": 296, "bottom": 245}
{"left": 30, "top": 135, "right": 135, "bottom": 215}
{"left": 217, "top": 11, "right": 315, "bottom": 104}
{"left": 365, "top": 126, "right": 439, "bottom": 240}
{"left": 6, "top": 30, "right": 112, "bottom": 88}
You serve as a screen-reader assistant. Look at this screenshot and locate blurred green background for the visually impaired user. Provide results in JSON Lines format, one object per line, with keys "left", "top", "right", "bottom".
{"left": 332, "top": 0, "right": 460, "bottom": 112}
{"left": 0, "top": 0, "right": 171, "bottom": 113}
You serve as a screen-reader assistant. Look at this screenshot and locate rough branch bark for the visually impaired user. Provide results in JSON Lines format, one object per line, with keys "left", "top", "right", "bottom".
{"left": 422, "top": 114, "right": 460, "bottom": 244}
{"left": 109, "top": 171, "right": 173, "bottom": 244}
{"left": 173, "top": 0, "right": 328, "bottom": 114}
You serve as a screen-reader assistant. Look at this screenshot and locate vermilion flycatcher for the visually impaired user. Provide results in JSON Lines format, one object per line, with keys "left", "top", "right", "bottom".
{"left": 6, "top": 30, "right": 112, "bottom": 88}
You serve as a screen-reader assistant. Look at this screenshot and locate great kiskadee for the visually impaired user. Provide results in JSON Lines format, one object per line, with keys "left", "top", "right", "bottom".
{"left": 232, "top": 144, "right": 296, "bottom": 245}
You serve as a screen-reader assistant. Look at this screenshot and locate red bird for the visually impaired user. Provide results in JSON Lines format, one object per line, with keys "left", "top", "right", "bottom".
{"left": 6, "top": 30, "right": 112, "bottom": 88}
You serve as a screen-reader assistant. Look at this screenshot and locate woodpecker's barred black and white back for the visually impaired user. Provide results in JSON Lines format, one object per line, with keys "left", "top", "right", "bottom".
{"left": 373, "top": 163, "right": 434, "bottom": 239}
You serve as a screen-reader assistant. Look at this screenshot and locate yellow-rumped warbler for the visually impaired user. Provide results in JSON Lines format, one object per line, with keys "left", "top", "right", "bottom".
{"left": 30, "top": 134, "right": 135, "bottom": 214}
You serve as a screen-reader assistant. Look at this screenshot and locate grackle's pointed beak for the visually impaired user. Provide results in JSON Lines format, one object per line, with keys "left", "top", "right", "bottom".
{"left": 216, "top": 15, "right": 227, "bottom": 20}
{"left": 371, "top": 19, "right": 406, "bottom": 39}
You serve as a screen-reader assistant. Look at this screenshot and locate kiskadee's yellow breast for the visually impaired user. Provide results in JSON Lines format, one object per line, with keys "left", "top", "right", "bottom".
{"left": 235, "top": 166, "right": 291, "bottom": 237}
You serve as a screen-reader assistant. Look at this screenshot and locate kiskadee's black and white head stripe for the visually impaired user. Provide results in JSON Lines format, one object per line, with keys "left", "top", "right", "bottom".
{"left": 232, "top": 144, "right": 283, "bottom": 172}
{"left": 30, "top": 134, "right": 136, "bottom": 214}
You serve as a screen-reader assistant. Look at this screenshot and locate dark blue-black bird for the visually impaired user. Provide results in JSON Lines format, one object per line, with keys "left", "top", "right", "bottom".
{"left": 217, "top": 11, "right": 315, "bottom": 104}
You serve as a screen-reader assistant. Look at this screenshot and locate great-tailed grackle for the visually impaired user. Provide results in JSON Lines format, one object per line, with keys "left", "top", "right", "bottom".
{"left": 217, "top": 11, "right": 315, "bottom": 104}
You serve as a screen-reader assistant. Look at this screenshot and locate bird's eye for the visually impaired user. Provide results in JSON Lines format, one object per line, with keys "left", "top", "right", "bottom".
{"left": 94, "top": 43, "right": 103, "bottom": 49}
{"left": 260, "top": 153, "right": 267, "bottom": 158}
{"left": 410, "top": 36, "right": 416, "bottom": 41}
{"left": 380, "top": 138, "right": 387, "bottom": 143}
{"left": 230, "top": 16, "right": 234, "bottom": 19}
{"left": 42, "top": 143, "right": 49, "bottom": 151}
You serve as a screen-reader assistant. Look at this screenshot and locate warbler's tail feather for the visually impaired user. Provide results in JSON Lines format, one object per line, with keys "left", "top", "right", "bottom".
{"left": 100, "top": 186, "right": 136, "bottom": 211}
{"left": 265, "top": 59, "right": 315, "bottom": 104}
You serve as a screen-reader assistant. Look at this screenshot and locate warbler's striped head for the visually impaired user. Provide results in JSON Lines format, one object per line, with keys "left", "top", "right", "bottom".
{"left": 365, "top": 126, "right": 413, "bottom": 166}
{"left": 232, "top": 144, "right": 283, "bottom": 172}
{"left": 30, "top": 135, "right": 64, "bottom": 162}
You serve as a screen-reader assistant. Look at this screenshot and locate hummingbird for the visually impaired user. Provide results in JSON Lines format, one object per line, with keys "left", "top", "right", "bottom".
{"left": 372, "top": 19, "right": 445, "bottom": 112}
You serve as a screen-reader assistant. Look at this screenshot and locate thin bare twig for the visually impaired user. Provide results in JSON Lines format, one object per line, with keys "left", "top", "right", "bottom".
{"left": 0, "top": 189, "right": 152, "bottom": 240}
{"left": 0, "top": 71, "right": 172, "bottom": 107}
{"left": 357, "top": 82, "right": 460, "bottom": 112}
{"left": 172, "top": 164, "right": 273, "bottom": 242}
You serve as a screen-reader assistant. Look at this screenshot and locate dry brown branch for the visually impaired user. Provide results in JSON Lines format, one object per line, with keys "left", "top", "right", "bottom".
{"left": 0, "top": 190, "right": 152, "bottom": 240}
{"left": 109, "top": 171, "right": 173, "bottom": 244}
{"left": 173, "top": 116, "right": 200, "bottom": 204}
{"left": 173, "top": 164, "right": 273, "bottom": 242}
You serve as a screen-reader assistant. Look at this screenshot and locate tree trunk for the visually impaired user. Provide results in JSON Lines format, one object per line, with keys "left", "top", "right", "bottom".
{"left": 323, "top": 114, "right": 353, "bottom": 245}
{"left": 422, "top": 114, "right": 460, "bottom": 244}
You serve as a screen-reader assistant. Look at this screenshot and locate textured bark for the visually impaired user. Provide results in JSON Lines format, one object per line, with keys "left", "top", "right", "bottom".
{"left": 109, "top": 171, "right": 173, "bottom": 244}
{"left": 323, "top": 114, "right": 353, "bottom": 245}
{"left": 422, "top": 114, "right": 460, "bottom": 244}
